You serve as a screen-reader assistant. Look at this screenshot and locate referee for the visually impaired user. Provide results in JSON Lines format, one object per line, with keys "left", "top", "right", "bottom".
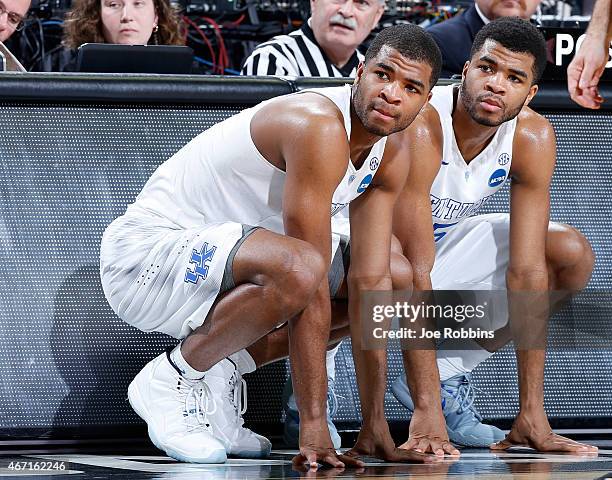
{"left": 241, "top": 0, "right": 384, "bottom": 77}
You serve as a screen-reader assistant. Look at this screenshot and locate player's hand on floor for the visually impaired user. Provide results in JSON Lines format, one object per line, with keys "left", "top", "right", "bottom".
{"left": 490, "top": 411, "right": 598, "bottom": 454}
{"left": 293, "top": 425, "right": 365, "bottom": 470}
{"left": 399, "top": 407, "right": 460, "bottom": 457}
{"left": 291, "top": 463, "right": 364, "bottom": 477}
{"left": 345, "top": 421, "right": 439, "bottom": 463}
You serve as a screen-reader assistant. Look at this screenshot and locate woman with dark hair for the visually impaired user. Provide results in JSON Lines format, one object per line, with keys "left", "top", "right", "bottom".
{"left": 51, "top": 0, "right": 183, "bottom": 71}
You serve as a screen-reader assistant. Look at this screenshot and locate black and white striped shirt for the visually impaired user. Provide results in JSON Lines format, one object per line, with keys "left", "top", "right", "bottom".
{"left": 241, "top": 19, "right": 363, "bottom": 77}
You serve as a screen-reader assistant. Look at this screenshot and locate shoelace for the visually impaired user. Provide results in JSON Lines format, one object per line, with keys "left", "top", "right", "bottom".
{"left": 444, "top": 374, "right": 486, "bottom": 420}
{"left": 179, "top": 379, "right": 217, "bottom": 433}
{"left": 228, "top": 371, "right": 247, "bottom": 423}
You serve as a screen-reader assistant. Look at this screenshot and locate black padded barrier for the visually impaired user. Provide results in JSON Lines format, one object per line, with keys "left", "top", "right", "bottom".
{"left": 0, "top": 74, "right": 610, "bottom": 441}
{"left": 0, "top": 73, "right": 293, "bottom": 104}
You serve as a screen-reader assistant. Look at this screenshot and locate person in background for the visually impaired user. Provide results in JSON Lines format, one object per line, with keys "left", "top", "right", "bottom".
{"left": 567, "top": 0, "right": 612, "bottom": 108}
{"left": 0, "top": 0, "right": 29, "bottom": 43}
{"left": 49, "top": 0, "right": 183, "bottom": 71}
{"left": 427, "top": 0, "right": 541, "bottom": 78}
{"left": 0, "top": 0, "right": 30, "bottom": 70}
{"left": 241, "top": 0, "right": 384, "bottom": 77}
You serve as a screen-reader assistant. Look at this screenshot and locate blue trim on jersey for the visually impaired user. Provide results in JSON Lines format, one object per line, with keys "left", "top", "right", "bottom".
{"left": 433, "top": 221, "right": 459, "bottom": 242}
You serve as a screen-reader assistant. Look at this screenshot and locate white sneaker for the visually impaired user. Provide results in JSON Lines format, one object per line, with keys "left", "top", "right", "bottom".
{"left": 128, "top": 352, "right": 227, "bottom": 463}
{"left": 206, "top": 359, "right": 272, "bottom": 458}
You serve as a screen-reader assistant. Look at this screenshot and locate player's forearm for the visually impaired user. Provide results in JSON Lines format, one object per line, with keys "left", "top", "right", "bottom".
{"left": 402, "top": 350, "right": 443, "bottom": 410}
{"left": 515, "top": 349, "right": 546, "bottom": 412}
{"left": 400, "top": 281, "right": 440, "bottom": 410}
{"left": 348, "top": 275, "right": 392, "bottom": 425}
{"left": 507, "top": 267, "right": 548, "bottom": 292}
{"left": 587, "top": 0, "right": 612, "bottom": 40}
{"left": 288, "top": 283, "right": 331, "bottom": 423}
{"left": 507, "top": 268, "right": 549, "bottom": 411}
{"left": 351, "top": 343, "right": 388, "bottom": 425}
{"left": 412, "top": 268, "right": 433, "bottom": 291}
{"left": 604, "top": 0, "right": 612, "bottom": 39}
{"left": 506, "top": 268, "right": 550, "bottom": 340}
{"left": 403, "top": 241, "right": 435, "bottom": 291}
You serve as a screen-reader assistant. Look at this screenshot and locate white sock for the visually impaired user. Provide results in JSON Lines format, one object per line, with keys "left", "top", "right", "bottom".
{"left": 326, "top": 343, "right": 341, "bottom": 382}
{"left": 436, "top": 356, "right": 468, "bottom": 381}
{"left": 436, "top": 339, "right": 493, "bottom": 381}
{"left": 169, "top": 344, "right": 206, "bottom": 380}
{"left": 229, "top": 349, "right": 256, "bottom": 375}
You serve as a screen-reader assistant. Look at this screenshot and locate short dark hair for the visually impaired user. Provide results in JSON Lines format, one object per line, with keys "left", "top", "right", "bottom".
{"left": 365, "top": 24, "right": 442, "bottom": 89}
{"left": 470, "top": 17, "right": 547, "bottom": 84}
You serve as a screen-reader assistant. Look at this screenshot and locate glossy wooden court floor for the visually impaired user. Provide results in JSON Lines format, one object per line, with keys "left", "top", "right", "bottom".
{"left": 1, "top": 443, "right": 610, "bottom": 479}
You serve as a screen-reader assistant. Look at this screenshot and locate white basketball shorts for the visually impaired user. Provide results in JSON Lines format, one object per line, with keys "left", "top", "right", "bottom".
{"left": 100, "top": 211, "right": 245, "bottom": 339}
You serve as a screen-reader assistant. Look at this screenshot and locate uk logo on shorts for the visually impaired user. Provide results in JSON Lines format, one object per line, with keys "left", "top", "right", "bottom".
{"left": 185, "top": 242, "right": 217, "bottom": 284}
{"left": 488, "top": 169, "right": 507, "bottom": 188}
{"left": 498, "top": 153, "right": 510, "bottom": 166}
{"left": 357, "top": 174, "right": 373, "bottom": 193}
{"left": 369, "top": 157, "right": 380, "bottom": 170}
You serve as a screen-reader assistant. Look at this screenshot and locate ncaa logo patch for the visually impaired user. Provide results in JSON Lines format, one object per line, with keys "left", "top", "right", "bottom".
{"left": 488, "top": 169, "right": 507, "bottom": 188}
{"left": 357, "top": 174, "right": 373, "bottom": 193}
{"left": 369, "top": 156, "right": 380, "bottom": 170}
{"left": 498, "top": 153, "right": 510, "bottom": 166}
{"left": 348, "top": 174, "right": 356, "bottom": 184}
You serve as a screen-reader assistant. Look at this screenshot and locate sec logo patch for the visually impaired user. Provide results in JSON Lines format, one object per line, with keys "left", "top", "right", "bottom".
{"left": 498, "top": 153, "right": 510, "bottom": 166}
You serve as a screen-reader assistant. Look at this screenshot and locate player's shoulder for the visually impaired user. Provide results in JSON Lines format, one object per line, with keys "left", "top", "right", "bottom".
{"left": 515, "top": 106, "right": 555, "bottom": 147}
{"left": 388, "top": 103, "right": 443, "bottom": 154}
{"left": 381, "top": 103, "right": 443, "bottom": 183}
{"left": 277, "top": 91, "right": 347, "bottom": 135}
{"left": 253, "top": 91, "right": 349, "bottom": 165}
{"left": 510, "top": 106, "right": 556, "bottom": 179}
{"left": 419, "top": 103, "right": 444, "bottom": 144}
{"left": 259, "top": 90, "right": 343, "bottom": 124}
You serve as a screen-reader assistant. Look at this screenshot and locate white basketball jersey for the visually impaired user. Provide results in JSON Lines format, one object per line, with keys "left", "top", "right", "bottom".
{"left": 128, "top": 84, "right": 387, "bottom": 235}
{"left": 429, "top": 84, "right": 517, "bottom": 243}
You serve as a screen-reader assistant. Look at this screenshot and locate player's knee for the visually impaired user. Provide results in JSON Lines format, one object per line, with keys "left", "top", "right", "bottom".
{"left": 576, "top": 230, "right": 595, "bottom": 275}
{"left": 549, "top": 224, "right": 594, "bottom": 275}
{"left": 390, "top": 235, "right": 404, "bottom": 256}
{"left": 274, "top": 242, "right": 326, "bottom": 313}
{"left": 390, "top": 252, "right": 413, "bottom": 290}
